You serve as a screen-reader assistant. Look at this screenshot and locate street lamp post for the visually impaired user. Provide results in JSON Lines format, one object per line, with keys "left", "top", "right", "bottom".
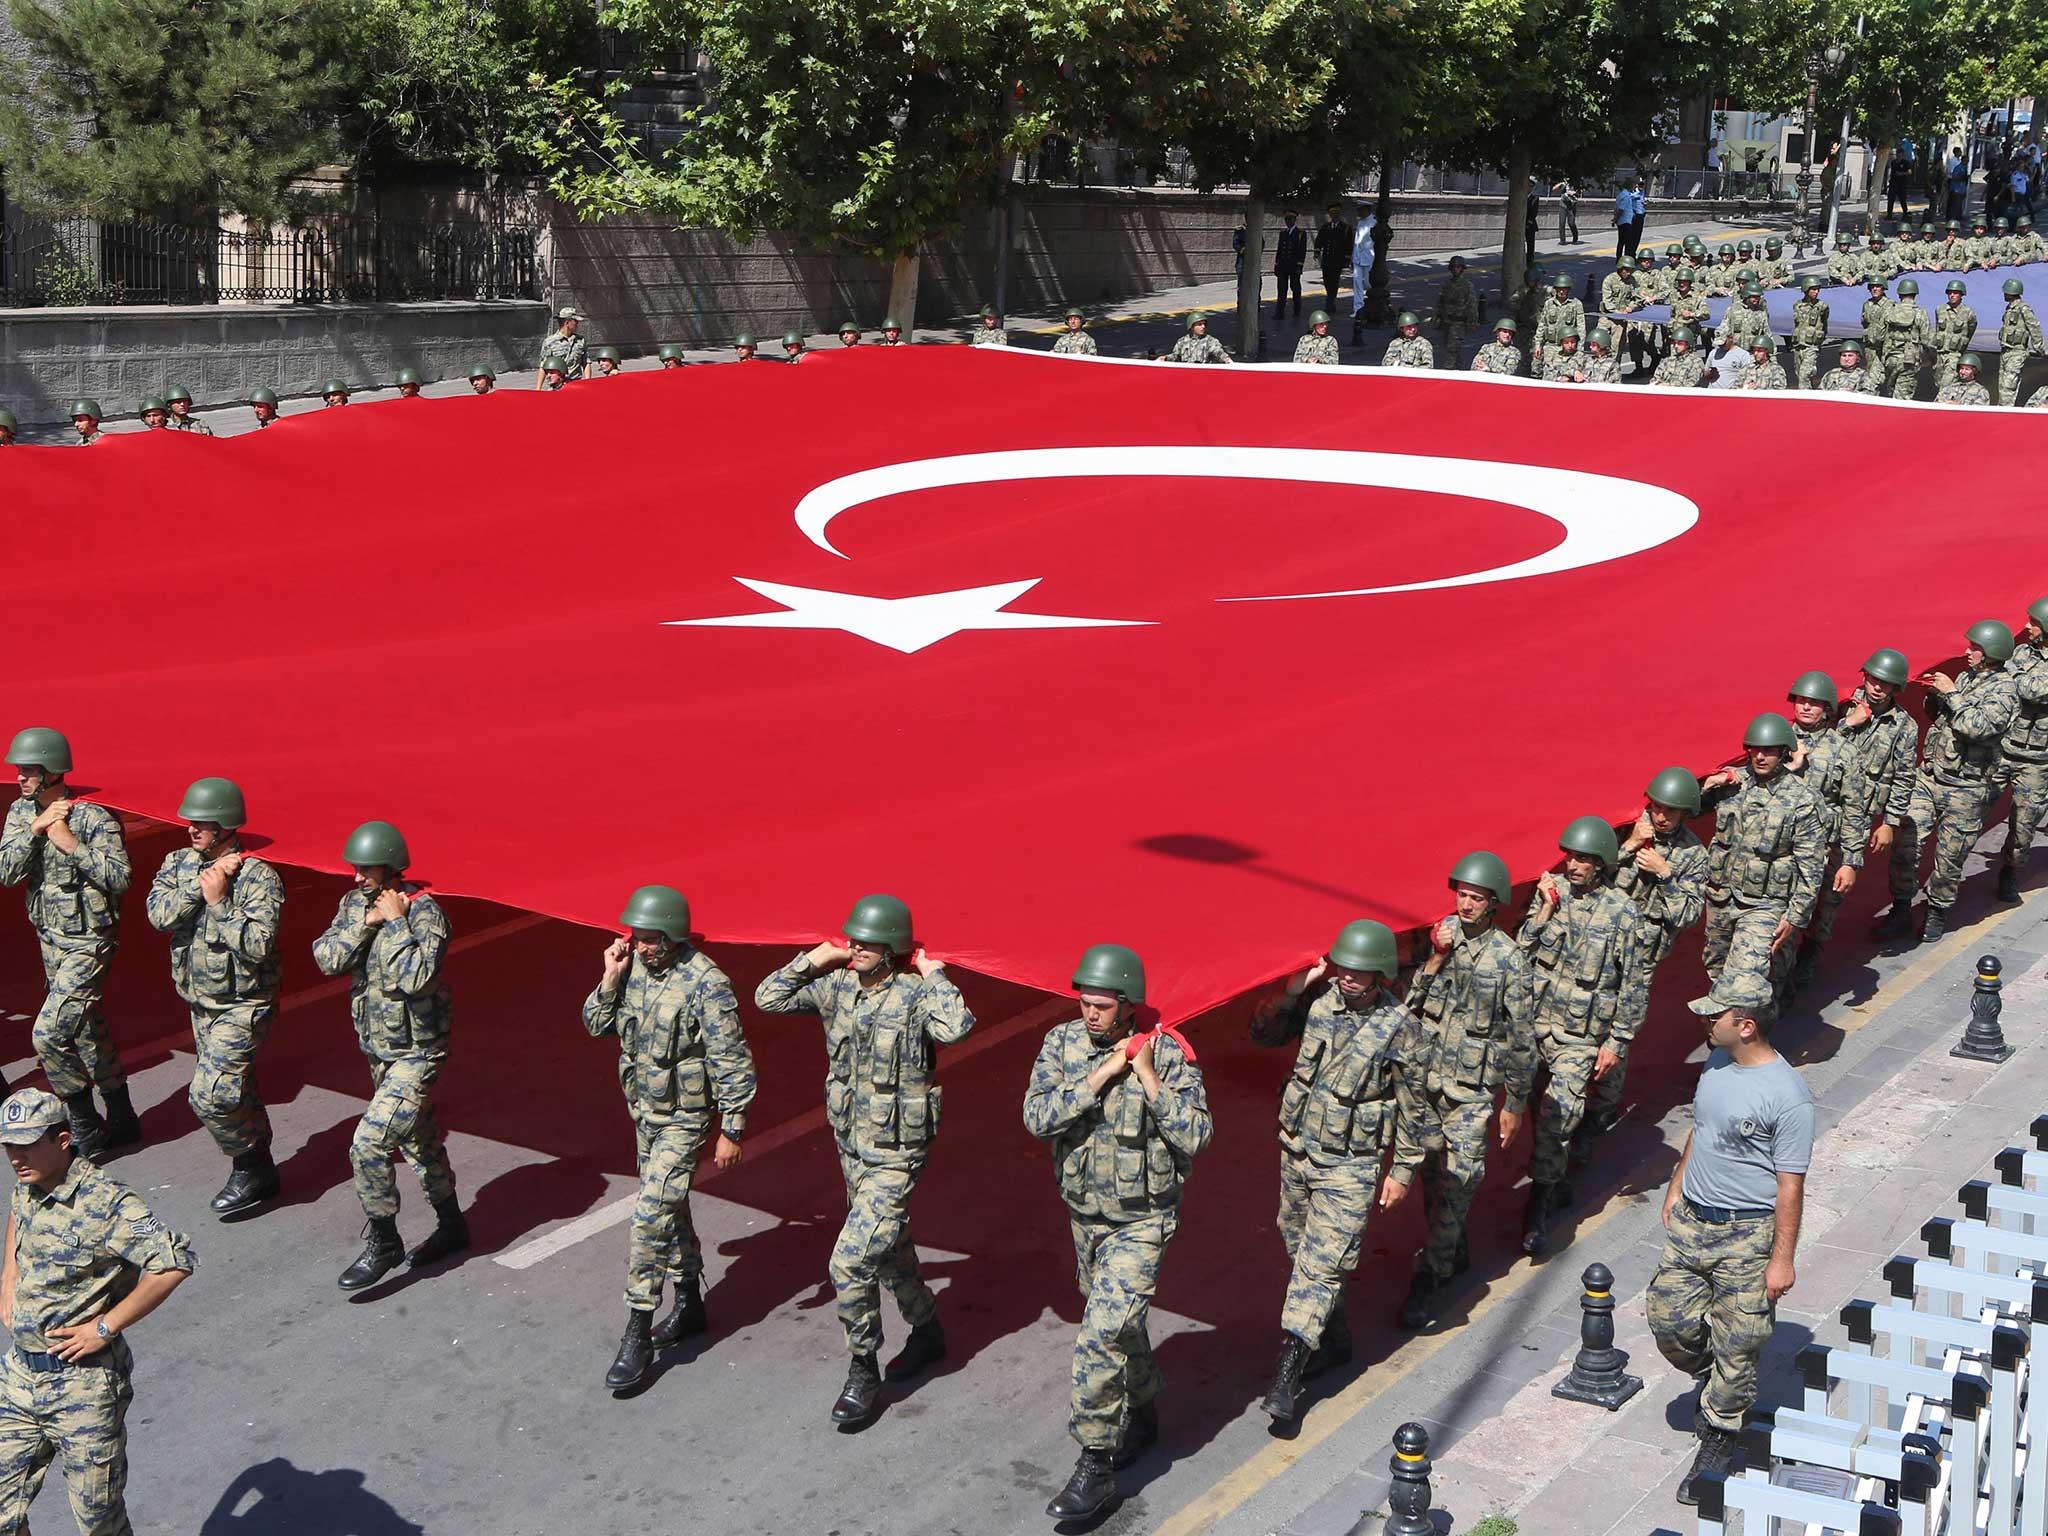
{"left": 1796, "top": 43, "right": 1849, "bottom": 258}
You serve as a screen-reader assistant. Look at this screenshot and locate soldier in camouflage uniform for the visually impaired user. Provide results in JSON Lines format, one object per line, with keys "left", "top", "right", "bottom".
{"left": 1703, "top": 244, "right": 1738, "bottom": 298}
{"left": 0, "top": 410, "right": 14, "bottom": 447}
{"left": 163, "top": 387, "right": 212, "bottom": 436}
{"left": 0, "top": 730, "right": 137, "bottom": 1161}
{"left": 1582, "top": 329, "right": 1622, "bottom": 383}
{"left": 836, "top": 321, "right": 863, "bottom": 347}
{"left": 1378, "top": 311, "right": 1431, "bottom": 368}
{"left": 1789, "top": 278, "right": 1830, "bottom": 388}
{"left": 1435, "top": 256, "right": 1479, "bottom": 368}
{"left": 1540, "top": 332, "right": 1588, "bottom": 382}
{"left": 1515, "top": 819, "right": 1641, "bottom": 1256}
{"left": 1698, "top": 714, "right": 1827, "bottom": 1017}
{"left": 1964, "top": 217, "right": 1997, "bottom": 272}
{"left": 1165, "top": 314, "right": 1230, "bottom": 364}
{"left": 1898, "top": 621, "right": 2019, "bottom": 940}
{"left": 67, "top": 403, "right": 102, "bottom": 446}
{"left": 1858, "top": 277, "right": 1894, "bottom": 378}
{"left": 1387, "top": 852, "right": 1533, "bottom": 1330}
{"left": 535, "top": 308, "right": 586, "bottom": 388}
{"left": 313, "top": 821, "right": 467, "bottom": 1291}
{"left": 0, "top": 1087, "right": 193, "bottom": 1536}
{"left": 1668, "top": 271, "right": 1712, "bottom": 349}
{"left": 755, "top": 896, "right": 971, "bottom": 1426}
{"left": 1827, "top": 234, "right": 1862, "bottom": 287}
{"left": 1249, "top": 920, "right": 1417, "bottom": 1422}
{"left": 1844, "top": 649, "right": 1924, "bottom": 941}
{"left": 1470, "top": 320, "right": 1522, "bottom": 376}
{"left": 1779, "top": 675, "right": 1873, "bottom": 998}
{"left": 1295, "top": 310, "right": 1343, "bottom": 365}
{"left": 1531, "top": 273, "right": 1585, "bottom": 372}
{"left": 1992, "top": 217, "right": 2018, "bottom": 266}
{"left": 1882, "top": 278, "right": 1934, "bottom": 398}
{"left": 1995, "top": 599, "right": 2048, "bottom": 904}
{"left": 1818, "top": 338, "right": 1878, "bottom": 392}
{"left": 1936, "top": 221, "right": 1967, "bottom": 270}
{"left": 971, "top": 304, "right": 1010, "bottom": 346}
{"left": 143, "top": 778, "right": 283, "bottom": 1217}
{"left": 1052, "top": 308, "right": 1098, "bottom": 356}
{"left": 1736, "top": 336, "right": 1787, "bottom": 389}
{"left": 1581, "top": 769, "right": 1709, "bottom": 1148}
{"left": 1937, "top": 352, "right": 1992, "bottom": 404}
{"left": 1600, "top": 260, "right": 1650, "bottom": 371}
{"left": 2016, "top": 215, "right": 2045, "bottom": 264}
{"left": 585, "top": 885, "right": 755, "bottom": 1391}
{"left": 1650, "top": 326, "right": 1707, "bottom": 387}
{"left": 1730, "top": 239, "right": 1762, "bottom": 292}
{"left": 1998, "top": 278, "right": 2044, "bottom": 404}
{"left": 1862, "top": 232, "right": 1898, "bottom": 283}
{"left": 1759, "top": 236, "right": 1790, "bottom": 287}
{"left": 1719, "top": 284, "right": 1773, "bottom": 356}
{"left": 1024, "top": 944, "right": 1209, "bottom": 1523}
{"left": 1650, "top": 975, "right": 1812, "bottom": 1507}
{"left": 1933, "top": 279, "right": 1978, "bottom": 381}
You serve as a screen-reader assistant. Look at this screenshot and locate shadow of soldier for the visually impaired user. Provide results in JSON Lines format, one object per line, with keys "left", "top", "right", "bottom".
{"left": 201, "top": 1457, "right": 424, "bottom": 1535}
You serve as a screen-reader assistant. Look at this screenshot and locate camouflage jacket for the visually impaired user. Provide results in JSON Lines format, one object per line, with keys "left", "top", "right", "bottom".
{"left": 1790, "top": 723, "right": 1874, "bottom": 865}
{"left": 1379, "top": 335, "right": 1431, "bottom": 368}
{"left": 144, "top": 847, "right": 283, "bottom": 1007}
{"left": 2004, "top": 644, "right": 2048, "bottom": 765}
{"left": 1934, "top": 303, "right": 1978, "bottom": 354}
{"left": 1935, "top": 238, "right": 1968, "bottom": 269}
{"left": 8, "top": 1156, "right": 193, "bottom": 1355}
{"left": 1614, "top": 825, "right": 1709, "bottom": 973}
{"left": 1541, "top": 351, "right": 1588, "bottom": 382}
{"left": 1702, "top": 766, "right": 1827, "bottom": 924}
{"left": 1883, "top": 302, "right": 1935, "bottom": 361}
{"left": 1599, "top": 274, "right": 1644, "bottom": 314}
{"left": 1166, "top": 334, "right": 1230, "bottom": 364}
{"left": 755, "top": 956, "right": 973, "bottom": 1166}
{"left": 1250, "top": 982, "right": 1418, "bottom": 1165}
{"left": 1051, "top": 331, "right": 1099, "bottom": 356}
{"left": 1937, "top": 378, "right": 1992, "bottom": 404}
{"left": 1435, "top": 275, "right": 1479, "bottom": 325}
{"left": 1023, "top": 1021, "right": 1211, "bottom": 1222}
{"left": 0, "top": 798, "right": 130, "bottom": 940}
{"left": 1923, "top": 662, "right": 2017, "bottom": 786}
{"left": 73, "top": 432, "right": 103, "bottom": 446}
{"left": 1791, "top": 299, "right": 1831, "bottom": 346}
{"left": 1651, "top": 352, "right": 1706, "bottom": 388}
{"left": 2001, "top": 301, "right": 2045, "bottom": 354}
{"left": 1516, "top": 879, "right": 1643, "bottom": 1044}
{"left": 311, "top": 885, "right": 452, "bottom": 1062}
{"left": 1403, "top": 921, "right": 1534, "bottom": 1111}
{"left": 970, "top": 328, "right": 1011, "bottom": 347}
{"left": 1471, "top": 342, "right": 1521, "bottom": 375}
{"left": 537, "top": 329, "right": 587, "bottom": 379}
{"left": 1702, "top": 262, "right": 1739, "bottom": 297}
{"left": 584, "top": 948, "right": 755, "bottom": 1132}
{"left": 1861, "top": 248, "right": 1901, "bottom": 282}
{"left": 1827, "top": 252, "right": 1863, "bottom": 286}
{"left": 1536, "top": 296, "right": 1586, "bottom": 349}
{"left": 1670, "top": 292, "right": 1712, "bottom": 331}
{"left": 1964, "top": 236, "right": 2000, "bottom": 270}
{"left": 1514, "top": 284, "right": 1547, "bottom": 334}
{"left": 1759, "top": 257, "right": 1792, "bottom": 286}
{"left": 1839, "top": 690, "right": 1919, "bottom": 828}
{"left": 1737, "top": 360, "right": 1788, "bottom": 389}
{"left": 170, "top": 416, "right": 214, "bottom": 437}
{"left": 1295, "top": 333, "right": 1343, "bottom": 365}
{"left": 1583, "top": 354, "right": 1622, "bottom": 384}
{"left": 1720, "top": 303, "right": 1773, "bottom": 352}
{"left": 1819, "top": 364, "right": 1877, "bottom": 393}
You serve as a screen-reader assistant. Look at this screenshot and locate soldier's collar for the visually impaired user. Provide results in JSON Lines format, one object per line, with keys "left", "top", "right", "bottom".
{"left": 38, "top": 1156, "right": 86, "bottom": 1206}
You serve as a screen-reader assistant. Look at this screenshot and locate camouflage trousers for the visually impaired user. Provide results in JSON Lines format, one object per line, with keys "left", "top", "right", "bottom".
{"left": 2001, "top": 349, "right": 2029, "bottom": 405}
{"left": 1440, "top": 325, "right": 1469, "bottom": 369}
{"left": 832, "top": 1148, "right": 936, "bottom": 1357}
{"left": 0, "top": 1344, "right": 134, "bottom": 1536}
{"left": 1646, "top": 1200, "right": 1777, "bottom": 1433}
{"left": 1586, "top": 936, "right": 1679, "bottom": 1125}
{"left": 32, "top": 936, "right": 125, "bottom": 1101}
{"left": 1406, "top": 1092, "right": 1496, "bottom": 1280}
{"left": 1885, "top": 358, "right": 1922, "bottom": 400}
{"left": 1703, "top": 899, "right": 1790, "bottom": 1020}
{"left": 187, "top": 1002, "right": 273, "bottom": 1158}
{"left": 1792, "top": 345, "right": 1822, "bottom": 388}
{"left": 1530, "top": 1024, "right": 1601, "bottom": 1186}
{"left": 623, "top": 1118, "right": 704, "bottom": 1312}
{"left": 1996, "top": 759, "right": 2048, "bottom": 871}
{"left": 1276, "top": 1150, "right": 1376, "bottom": 1344}
{"left": 351, "top": 1055, "right": 456, "bottom": 1220}
{"left": 1902, "top": 770, "right": 1995, "bottom": 910}
{"left": 1067, "top": 1209, "right": 1176, "bottom": 1452}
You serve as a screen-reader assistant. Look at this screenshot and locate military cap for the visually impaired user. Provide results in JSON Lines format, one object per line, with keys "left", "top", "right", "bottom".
{"left": 247, "top": 387, "right": 278, "bottom": 407}
{"left": 1664, "top": 242, "right": 1683, "bottom": 257}
{"left": 321, "top": 378, "right": 349, "bottom": 397}
{"left": 1741, "top": 281, "right": 1763, "bottom": 297}
{"left": 1327, "top": 919, "right": 1397, "bottom": 976}
{"left": 466, "top": 363, "right": 496, "bottom": 381}
{"left": 1559, "top": 816, "right": 1619, "bottom": 870}
{"left": 1947, "top": 219, "right": 1961, "bottom": 232}
{"left": 1673, "top": 269, "right": 1695, "bottom": 284}
{"left": 1868, "top": 233, "right": 1886, "bottom": 245}
{"left": 1448, "top": 850, "right": 1511, "bottom": 904}
{"left": 1921, "top": 220, "right": 1938, "bottom": 234}
{"left": 880, "top": 316, "right": 903, "bottom": 332}
{"left": 1736, "top": 239, "right": 1753, "bottom": 255}
{"left": 1973, "top": 217, "right": 1988, "bottom": 230}
{"left": 1687, "top": 972, "right": 1773, "bottom": 1016}
{"left": 5, "top": 728, "right": 70, "bottom": 772}
{"left": 541, "top": 359, "right": 567, "bottom": 376}
{"left": 1787, "top": 670, "right": 1837, "bottom": 707}
{"left": 70, "top": 399, "right": 101, "bottom": 422}
{"left": 1588, "top": 328, "right": 1613, "bottom": 349}
{"left": 1748, "top": 336, "right": 1773, "bottom": 353}
{"left": 1838, "top": 338, "right": 1864, "bottom": 356}
{"left": 1764, "top": 236, "right": 1784, "bottom": 251}
{"left": 1669, "top": 324, "right": 1697, "bottom": 345}
{"left": 1615, "top": 256, "right": 1635, "bottom": 272}
{"left": 557, "top": 307, "right": 579, "bottom": 320}
{"left": 591, "top": 345, "right": 621, "bottom": 362}
{"left": 1969, "top": 619, "right": 2016, "bottom": 662}
{"left": 979, "top": 304, "right": 998, "bottom": 319}
{"left": 620, "top": 884, "right": 690, "bottom": 940}
{"left": 1995, "top": 217, "right": 2010, "bottom": 230}
{"left": 1717, "top": 243, "right": 1734, "bottom": 257}
{"left": 1801, "top": 275, "right": 1822, "bottom": 291}
{"left": 1867, "top": 274, "right": 1889, "bottom": 290}
{"left": 164, "top": 385, "right": 193, "bottom": 404}
{"left": 0, "top": 1089, "right": 66, "bottom": 1145}
{"left": 1551, "top": 272, "right": 1572, "bottom": 289}
{"left": 1646, "top": 766, "right": 1701, "bottom": 815}
{"left": 837, "top": 320, "right": 861, "bottom": 337}
{"left": 177, "top": 776, "right": 247, "bottom": 829}
{"left": 1835, "top": 233, "right": 1852, "bottom": 246}
{"left": 343, "top": 820, "right": 409, "bottom": 871}
{"left": 1072, "top": 943, "right": 1144, "bottom": 1004}
{"left": 657, "top": 344, "right": 684, "bottom": 361}
{"left": 844, "top": 894, "right": 913, "bottom": 954}
{"left": 1743, "top": 712, "right": 1797, "bottom": 749}
{"left": 1395, "top": 309, "right": 1418, "bottom": 327}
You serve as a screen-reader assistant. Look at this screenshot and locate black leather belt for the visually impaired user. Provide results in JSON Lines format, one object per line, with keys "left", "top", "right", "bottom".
{"left": 1685, "top": 1197, "right": 1773, "bottom": 1224}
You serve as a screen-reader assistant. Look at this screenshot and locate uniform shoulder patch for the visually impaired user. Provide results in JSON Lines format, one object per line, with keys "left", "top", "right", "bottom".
{"left": 127, "top": 1214, "right": 163, "bottom": 1237}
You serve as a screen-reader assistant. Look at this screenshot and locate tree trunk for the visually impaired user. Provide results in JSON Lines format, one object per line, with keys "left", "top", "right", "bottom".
{"left": 1368, "top": 156, "right": 1394, "bottom": 325}
{"left": 887, "top": 250, "right": 922, "bottom": 334}
{"left": 1502, "top": 145, "right": 1533, "bottom": 315}
{"left": 1237, "top": 190, "right": 1265, "bottom": 361}
{"left": 1865, "top": 142, "right": 1894, "bottom": 238}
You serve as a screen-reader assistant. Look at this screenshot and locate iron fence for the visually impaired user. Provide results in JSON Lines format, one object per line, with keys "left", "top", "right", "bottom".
{"left": 0, "top": 215, "right": 541, "bottom": 307}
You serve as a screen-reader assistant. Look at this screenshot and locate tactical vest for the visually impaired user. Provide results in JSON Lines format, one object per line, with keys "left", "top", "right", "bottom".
{"left": 168, "top": 861, "right": 282, "bottom": 1007}
{"left": 1053, "top": 1029, "right": 1184, "bottom": 1214}
{"left": 1277, "top": 1003, "right": 1400, "bottom": 1162}
{"left": 1414, "top": 932, "right": 1514, "bottom": 1101}
{"left": 1797, "top": 729, "right": 1859, "bottom": 845}
{"left": 347, "top": 891, "right": 452, "bottom": 1060}
{"left": 1927, "top": 670, "right": 2007, "bottom": 784}
{"left": 1525, "top": 892, "right": 1626, "bottom": 1038}
{"left": 1707, "top": 776, "right": 1810, "bottom": 906}
{"left": 19, "top": 805, "right": 119, "bottom": 940}
{"left": 2006, "top": 651, "right": 2048, "bottom": 763}
{"left": 616, "top": 966, "right": 716, "bottom": 1120}
{"left": 826, "top": 984, "right": 942, "bottom": 1157}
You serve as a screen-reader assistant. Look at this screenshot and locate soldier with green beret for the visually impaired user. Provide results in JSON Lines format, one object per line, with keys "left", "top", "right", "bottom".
{"left": 163, "top": 386, "right": 212, "bottom": 435}
{"left": 0, "top": 728, "right": 138, "bottom": 1158}
{"left": 1051, "top": 308, "right": 1098, "bottom": 356}
{"left": 312, "top": 821, "right": 467, "bottom": 1291}
{"left": 1995, "top": 598, "right": 2048, "bottom": 903}
{"left": 68, "top": 402, "right": 102, "bottom": 446}
{"left": 1166, "top": 313, "right": 1230, "bottom": 364}
{"left": 143, "top": 778, "right": 285, "bottom": 1216}
{"left": 755, "top": 896, "right": 972, "bottom": 1426}
{"left": 394, "top": 367, "right": 425, "bottom": 398}
{"left": 1899, "top": 622, "right": 2020, "bottom": 939}
{"left": 1025, "top": 943, "right": 1209, "bottom": 1522}
{"left": 971, "top": 304, "right": 1009, "bottom": 346}
{"left": 1249, "top": 919, "right": 1419, "bottom": 1420}
{"left": 585, "top": 885, "right": 755, "bottom": 1390}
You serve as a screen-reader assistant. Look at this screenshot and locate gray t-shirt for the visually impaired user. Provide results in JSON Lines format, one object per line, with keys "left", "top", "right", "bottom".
{"left": 1681, "top": 1047, "right": 1815, "bottom": 1210}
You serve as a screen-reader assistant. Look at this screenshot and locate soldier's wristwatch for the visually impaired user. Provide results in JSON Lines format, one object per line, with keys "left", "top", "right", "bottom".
{"left": 723, "top": 1126, "right": 744, "bottom": 1143}
{"left": 94, "top": 1318, "right": 113, "bottom": 1341}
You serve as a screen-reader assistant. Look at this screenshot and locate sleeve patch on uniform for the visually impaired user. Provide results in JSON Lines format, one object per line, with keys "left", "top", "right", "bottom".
{"left": 128, "top": 1215, "right": 162, "bottom": 1237}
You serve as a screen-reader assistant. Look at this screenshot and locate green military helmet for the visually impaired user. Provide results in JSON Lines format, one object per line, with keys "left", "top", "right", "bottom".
{"left": 1491, "top": 317, "right": 1517, "bottom": 336}
{"left": 1945, "top": 279, "right": 1966, "bottom": 295}
{"left": 2020, "top": 216, "right": 2035, "bottom": 230}
{"left": 1664, "top": 242, "right": 1683, "bottom": 257}
{"left": 1921, "top": 220, "right": 1938, "bottom": 235}
{"left": 0, "top": 408, "right": 15, "bottom": 432}
{"left": 844, "top": 893, "right": 913, "bottom": 954}
{"left": 1741, "top": 281, "right": 1762, "bottom": 297}
{"left": 139, "top": 396, "right": 168, "bottom": 416}
{"left": 2006, "top": 279, "right": 2027, "bottom": 299}
{"left": 1897, "top": 278, "right": 1918, "bottom": 296}
{"left": 1447, "top": 849, "right": 1511, "bottom": 904}
{"left": 1801, "top": 275, "right": 1822, "bottom": 291}
{"left": 1673, "top": 268, "right": 1694, "bottom": 285}
{"left": 466, "top": 363, "right": 496, "bottom": 381}
{"left": 1615, "top": 256, "right": 1635, "bottom": 272}
{"left": 782, "top": 330, "right": 802, "bottom": 347}
{"left": 1395, "top": 309, "right": 1419, "bottom": 327}
{"left": 1959, "top": 351, "right": 1982, "bottom": 374}
{"left": 70, "top": 399, "right": 101, "bottom": 422}
{"left": 733, "top": 333, "right": 755, "bottom": 349}
{"left": 880, "top": 316, "right": 903, "bottom": 332}
{"left": 1838, "top": 338, "right": 1863, "bottom": 357}
{"left": 1309, "top": 309, "right": 1332, "bottom": 327}
{"left": 1861, "top": 647, "right": 1908, "bottom": 685}
{"left": 1588, "top": 327, "right": 1613, "bottom": 350}
{"left": 1327, "top": 919, "right": 1398, "bottom": 976}
{"left": 1973, "top": 218, "right": 1988, "bottom": 231}
{"left": 394, "top": 367, "right": 422, "bottom": 387}
{"left": 1968, "top": 619, "right": 2016, "bottom": 663}
{"left": 321, "top": 378, "right": 349, "bottom": 398}
{"left": 1072, "top": 942, "right": 1145, "bottom": 1004}
{"left": 4, "top": 727, "right": 71, "bottom": 773}
{"left": 176, "top": 776, "right": 247, "bottom": 830}
{"left": 657, "top": 344, "right": 684, "bottom": 362}
{"left": 1646, "top": 766, "right": 1702, "bottom": 815}
{"left": 619, "top": 884, "right": 691, "bottom": 940}
{"left": 1558, "top": 815, "right": 1619, "bottom": 870}
{"left": 979, "top": 303, "right": 998, "bottom": 320}
{"left": 837, "top": 320, "right": 860, "bottom": 337}
{"left": 1736, "top": 239, "right": 1753, "bottom": 255}
{"left": 1787, "top": 670, "right": 1838, "bottom": 708}
{"left": 1748, "top": 337, "right": 1773, "bottom": 354}
{"left": 1186, "top": 313, "right": 1208, "bottom": 332}
{"left": 1764, "top": 236, "right": 1783, "bottom": 252}
{"left": 1669, "top": 324, "right": 1697, "bottom": 346}
{"left": 541, "top": 359, "right": 567, "bottom": 377}
{"left": 1868, "top": 232, "right": 1886, "bottom": 246}
{"left": 342, "top": 820, "right": 409, "bottom": 872}
{"left": 247, "top": 387, "right": 278, "bottom": 408}
{"left": 1835, "top": 233, "right": 1852, "bottom": 247}
{"left": 1742, "top": 712, "right": 1797, "bottom": 750}
{"left": 164, "top": 385, "right": 193, "bottom": 405}
{"left": 1947, "top": 219, "right": 1962, "bottom": 232}
{"left": 1866, "top": 274, "right": 1888, "bottom": 291}
{"left": 592, "top": 345, "right": 621, "bottom": 362}
{"left": 1717, "top": 243, "right": 1734, "bottom": 257}
{"left": 1064, "top": 306, "right": 1086, "bottom": 321}
{"left": 1995, "top": 217, "right": 2010, "bottom": 231}
{"left": 2029, "top": 595, "right": 2048, "bottom": 630}
{"left": 1551, "top": 273, "right": 1572, "bottom": 290}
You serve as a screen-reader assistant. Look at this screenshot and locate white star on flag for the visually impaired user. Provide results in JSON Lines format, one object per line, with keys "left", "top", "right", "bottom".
{"left": 669, "top": 578, "right": 1152, "bottom": 655}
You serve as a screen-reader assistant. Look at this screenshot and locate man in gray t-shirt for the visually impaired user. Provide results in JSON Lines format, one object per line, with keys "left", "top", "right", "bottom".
{"left": 1649, "top": 971, "right": 1812, "bottom": 1507}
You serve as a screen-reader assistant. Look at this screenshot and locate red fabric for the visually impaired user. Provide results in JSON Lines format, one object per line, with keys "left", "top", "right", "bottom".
{"left": 2, "top": 352, "right": 2039, "bottom": 1022}
{"left": 1126, "top": 1023, "right": 1199, "bottom": 1065}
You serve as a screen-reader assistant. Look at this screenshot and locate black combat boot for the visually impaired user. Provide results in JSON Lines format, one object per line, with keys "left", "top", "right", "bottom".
{"left": 1999, "top": 864, "right": 2022, "bottom": 902}
{"left": 1046, "top": 1449, "right": 1117, "bottom": 1521}
{"left": 1260, "top": 1333, "right": 1312, "bottom": 1422}
{"left": 61, "top": 1093, "right": 108, "bottom": 1162}
{"left": 1521, "top": 1184, "right": 1555, "bottom": 1257}
{"left": 98, "top": 1084, "right": 140, "bottom": 1151}
{"left": 1873, "top": 901, "right": 1915, "bottom": 940}
{"left": 605, "top": 1309, "right": 654, "bottom": 1389}
{"left": 1112, "top": 1398, "right": 1157, "bottom": 1469}
{"left": 651, "top": 1275, "right": 706, "bottom": 1348}
{"left": 1921, "top": 903, "right": 1950, "bottom": 942}
{"left": 884, "top": 1318, "right": 947, "bottom": 1382}
{"left": 1397, "top": 1268, "right": 1439, "bottom": 1330}
{"left": 830, "top": 1352, "right": 882, "bottom": 1426}
{"left": 210, "top": 1148, "right": 280, "bottom": 1216}
{"left": 1675, "top": 1417, "right": 1740, "bottom": 1506}
{"left": 338, "top": 1216, "right": 404, "bottom": 1291}
{"left": 406, "top": 1197, "right": 470, "bottom": 1267}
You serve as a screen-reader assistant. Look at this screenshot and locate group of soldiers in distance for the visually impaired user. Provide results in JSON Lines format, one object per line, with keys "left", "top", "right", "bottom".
{"left": 2, "top": 582, "right": 2044, "bottom": 1524}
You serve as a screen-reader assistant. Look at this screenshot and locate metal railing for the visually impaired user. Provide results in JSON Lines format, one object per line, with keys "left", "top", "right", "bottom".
{"left": 0, "top": 215, "right": 541, "bottom": 307}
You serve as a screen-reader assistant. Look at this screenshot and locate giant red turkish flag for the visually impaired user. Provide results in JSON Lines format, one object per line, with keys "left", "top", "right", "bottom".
{"left": 3, "top": 351, "right": 2040, "bottom": 1020}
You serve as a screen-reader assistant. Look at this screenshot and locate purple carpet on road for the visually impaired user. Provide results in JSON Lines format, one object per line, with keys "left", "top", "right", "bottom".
{"left": 1604, "top": 260, "right": 2047, "bottom": 343}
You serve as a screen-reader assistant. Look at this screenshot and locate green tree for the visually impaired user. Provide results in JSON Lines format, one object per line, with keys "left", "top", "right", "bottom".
{"left": 0, "top": 0, "right": 343, "bottom": 219}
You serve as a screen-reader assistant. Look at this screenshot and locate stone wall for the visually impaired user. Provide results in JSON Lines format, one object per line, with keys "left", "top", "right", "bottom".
{"left": 0, "top": 299, "right": 548, "bottom": 423}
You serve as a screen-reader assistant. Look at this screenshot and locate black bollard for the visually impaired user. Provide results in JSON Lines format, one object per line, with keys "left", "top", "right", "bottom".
{"left": 1552, "top": 1262, "right": 1644, "bottom": 1409}
{"left": 1952, "top": 955, "right": 2014, "bottom": 1063}
{"left": 1384, "top": 1422, "right": 1435, "bottom": 1536}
